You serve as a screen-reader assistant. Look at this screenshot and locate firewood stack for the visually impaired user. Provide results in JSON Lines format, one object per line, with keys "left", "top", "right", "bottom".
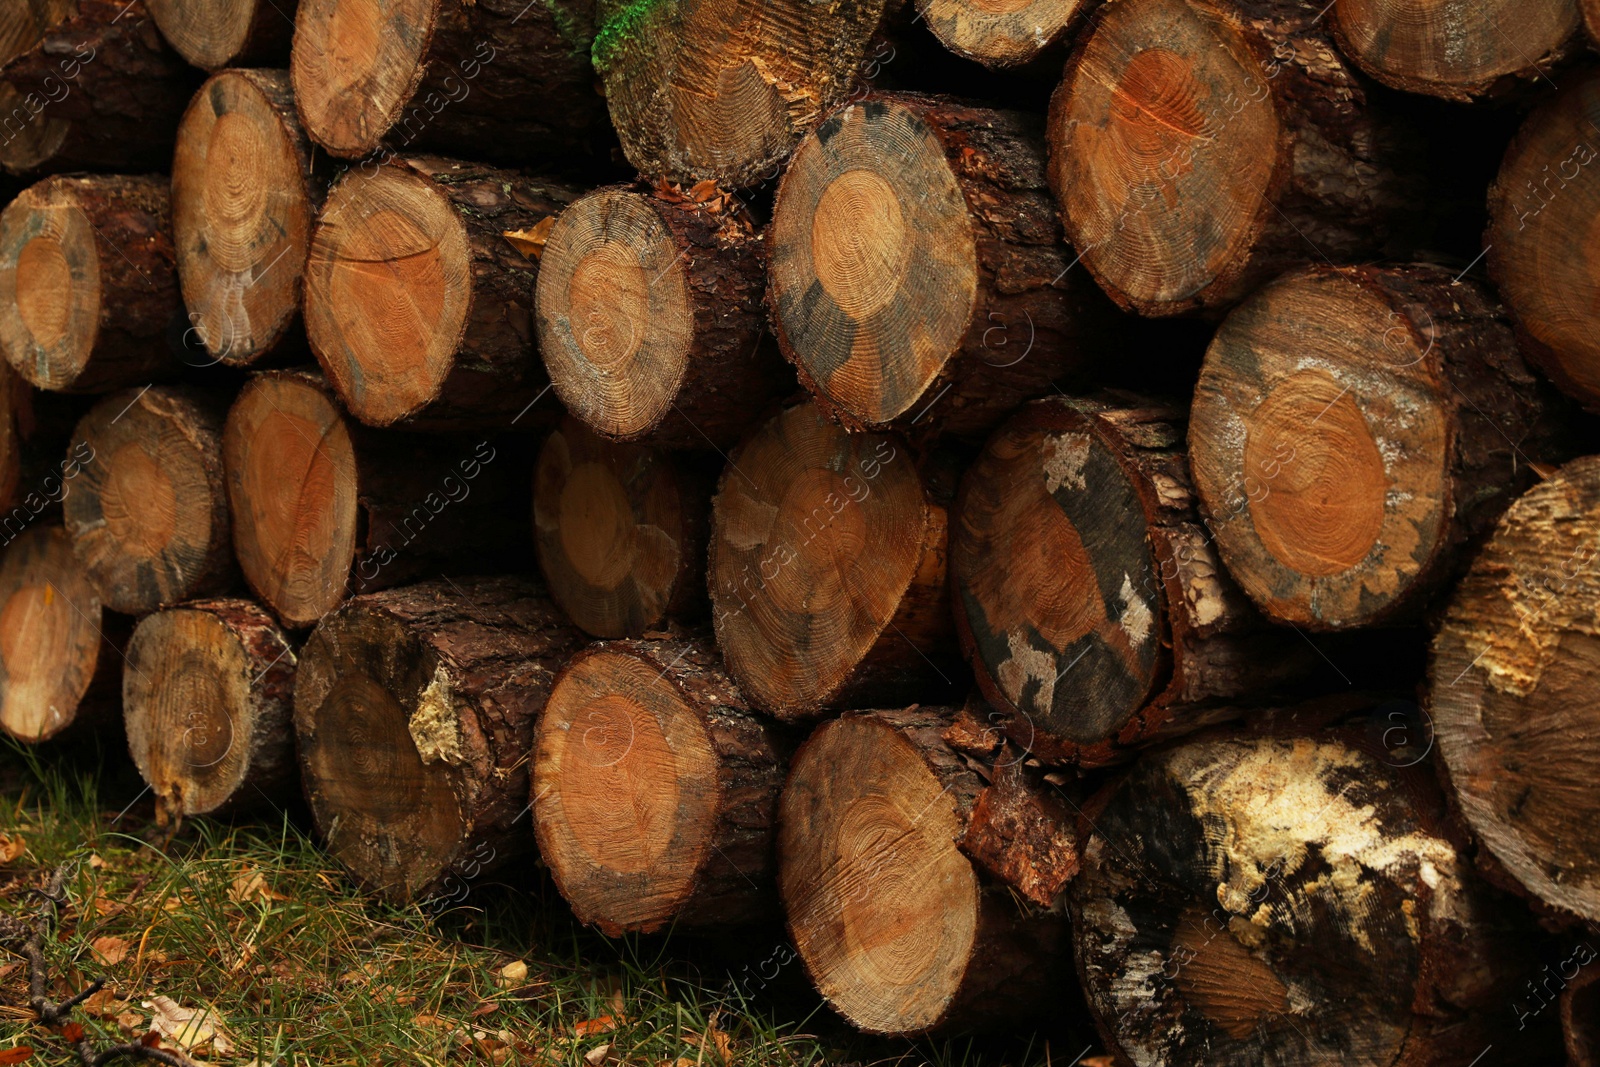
{"left": 1, "top": 0, "right": 1597, "bottom": 1059}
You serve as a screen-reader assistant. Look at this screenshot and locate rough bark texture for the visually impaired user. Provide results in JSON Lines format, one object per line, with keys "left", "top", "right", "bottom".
{"left": 952, "top": 393, "right": 1309, "bottom": 767}
{"left": 1049, "top": 0, "right": 1423, "bottom": 317}
{"left": 0, "top": 174, "right": 181, "bottom": 393}
{"left": 148, "top": 0, "right": 299, "bottom": 70}
{"left": 293, "top": 576, "right": 585, "bottom": 904}
{"left": 0, "top": 0, "right": 199, "bottom": 176}
{"left": 770, "top": 93, "right": 1116, "bottom": 442}
{"left": 536, "top": 183, "right": 785, "bottom": 451}
{"left": 122, "top": 597, "right": 298, "bottom": 819}
{"left": 779, "top": 705, "right": 1068, "bottom": 1036}
{"left": 1190, "top": 264, "right": 1565, "bottom": 631}
{"left": 531, "top": 633, "right": 787, "bottom": 935}
{"left": 304, "top": 155, "right": 582, "bottom": 430}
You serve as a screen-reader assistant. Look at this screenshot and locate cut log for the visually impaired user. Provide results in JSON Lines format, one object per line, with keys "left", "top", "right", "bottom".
{"left": 708, "top": 402, "right": 956, "bottom": 721}
{"left": 290, "top": 0, "right": 605, "bottom": 165}
{"left": 950, "top": 394, "right": 1306, "bottom": 766}
{"left": 147, "top": 0, "right": 297, "bottom": 70}
{"left": 1429, "top": 455, "right": 1600, "bottom": 925}
{"left": 0, "top": 525, "right": 121, "bottom": 742}
{"left": 172, "top": 69, "right": 326, "bottom": 367}
{"left": 294, "top": 576, "right": 583, "bottom": 902}
{"left": 1486, "top": 68, "right": 1600, "bottom": 412}
{"left": 0, "top": 0, "right": 198, "bottom": 177}
{"left": 778, "top": 706, "right": 1066, "bottom": 1036}
{"left": 0, "top": 1, "right": 75, "bottom": 66}
{"left": 1329, "top": 0, "right": 1579, "bottom": 101}
{"left": 1189, "top": 264, "right": 1560, "bottom": 631}
{"left": 1049, "top": 0, "right": 1421, "bottom": 316}
{"left": 122, "top": 597, "right": 297, "bottom": 818}
{"left": 769, "top": 93, "right": 1114, "bottom": 441}
{"left": 64, "top": 387, "right": 234, "bottom": 615}
{"left": 224, "top": 369, "right": 527, "bottom": 629}
{"left": 533, "top": 417, "right": 710, "bottom": 639}
{"left": 1070, "top": 723, "right": 1558, "bottom": 1066}
{"left": 593, "top": 0, "right": 889, "bottom": 189}
{"left": 0, "top": 174, "right": 180, "bottom": 393}
{"left": 914, "top": 0, "right": 1092, "bottom": 69}
{"left": 303, "top": 155, "right": 581, "bottom": 429}
{"left": 536, "top": 184, "right": 783, "bottom": 450}
{"left": 531, "top": 633, "right": 786, "bottom": 935}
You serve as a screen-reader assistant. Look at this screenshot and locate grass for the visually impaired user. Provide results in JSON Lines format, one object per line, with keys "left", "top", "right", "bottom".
{"left": 0, "top": 740, "right": 1094, "bottom": 1067}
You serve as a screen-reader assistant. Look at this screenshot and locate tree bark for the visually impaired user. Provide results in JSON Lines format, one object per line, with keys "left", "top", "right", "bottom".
{"left": 293, "top": 575, "right": 585, "bottom": 904}
{"left": 1565, "top": 958, "right": 1600, "bottom": 1067}
{"left": 1189, "top": 263, "right": 1566, "bottom": 631}
{"left": 1486, "top": 66, "right": 1600, "bottom": 413}
{"left": 0, "top": 0, "right": 198, "bottom": 177}
{"left": 1429, "top": 455, "right": 1600, "bottom": 926}
{"left": 531, "top": 632, "right": 787, "bottom": 935}
{"left": 64, "top": 386, "right": 235, "bottom": 615}
{"left": 0, "top": 524, "right": 124, "bottom": 743}
{"left": 1048, "top": 0, "right": 1423, "bottom": 317}
{"left": 290, "top": 0, "right": 607, "bottom": 168}
{"left": 172, "top": 68, "right": 328, "bottom": 367}
{"left": 708, "top": 401, "right": 959, "bottom": 722}
{"left": 0, "top": 174, "right": 181, "bottom": 393}
{"left": 536, "top": 183, "right": 786, "bottom": 451}
{"left": 770, "top": 93, "right": 1116, "bottom": 442}
{"left": 122, "top": 597, "right": 298, "bottom": 819}
{"left": 1070, "top": 716, "right": 1561, "bottom": 1066}
{"left": 147, "top": 0, "right": 298, "bottom": 70}
{"left": 778, "top": 705, "right": 1068, "bottom": 1036}
{"left": 304, "top": 154, "right": 582, "bottom": 430}
{"left": 224, "top": 368, "right": 530, "bottom": 630}
{"left": 951, "top": 393, "right": 1308, "bottom": 767}
{"left": 913, "top": 0, "right": 1092, "bottom": 69}
{"left": 533, "top": 416, "right": 711, "bottom": 639}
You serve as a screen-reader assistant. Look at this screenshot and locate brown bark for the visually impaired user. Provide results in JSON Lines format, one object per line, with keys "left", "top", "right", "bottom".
{"left": 951, "top": 393, "right": 1309, "bottom": 767}
{"left": 778, "top": 705, "right": 1068, "bottom": 1036}
{"left": 1564, "top": 959, "right": 1600, "bottom": 1067}
{"left": 536, "top": 183, "right": 786, "bottom": 451}
{"left": 1049, "top": 0, "right": 1423, "bottom": 317}
{"left": 0, "top": 0, "right": 198, "bottom": 177}
{"left": 0, "top": 174, "right": 181, "bottom": 393}
{"left": 293, "top": 575, "right": 585, "bottom": 904}
{"left": 303, "top": 155, "right": 582, "bottom": 430}
{"left": 148, "top": 0, "right": 299, "bottom": 70}
{"left": 122, "top": 597, "right": 298, "bottom": 819}
{"left": 770, "top": 93, "right": 1116, "bottom": 442}
{"left": 531, "top": 632, "right": 787, "bottom": 934}
{"left": 1190, "top": 263, "right": 1567, "bottom": 631}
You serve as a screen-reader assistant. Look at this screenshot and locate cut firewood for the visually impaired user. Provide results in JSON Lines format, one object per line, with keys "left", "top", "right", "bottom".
{"left": 531, "top": 633, "right": 786, "bottom": 935}
{"left": 1486, "top": 67, "right": 1600, "bottom": 412}
{"left": 290, "top": 0, "right": 605, "bottom": 165}
{"left": 122, "top": 597, "right": 297, "bottom": 817}
{"left": 770, "top": 93, "right": 1113, "bottom": 441}
{"left": 303, "top": 156, "right": 581, "bottom": 429}
{"left": 1429, "top": 455, "right": 1600, "bottom": 925}
{"left": 1189, "top": 264, "right": 1560, "bottom": 630}
{"left": 593, "top": 0, "right": 890, "bottom": 189}
{"left": 147, "top": 0, "right": 297, "bottom": 70}
{"left": 0, "top": 525, "right": 122, "bottom": 742}
{"left": 0, "top": 0, "right": 75, "bottom": 66}
{"left": 1071, "top": 721, "right": 1558, "bottom": 1065}
{"left": 172, "top": 68, "right": 326, "bottom": 366}
{"left": 533, "top": 417, "right": 710, "bottom": 639}
{"left": 950, "top": 394, "right": 1305, "bottom": 766}
{"left": 294, "top": 576, "right": 584, "bottom": 902}
{"left": 536, "top": 184, "right": 782, "bottom": 451}
{"left": 224, "top": 368, "right": 527, "bottom": 629}
{"left": 779, "top": 706, "right": 1066, "bottom": 1036}
{"left": 1329, "top": 0, "right": 1579, "bottom": 101}
{"left": 0, "top": 174, "right": 180, "bottom": 393}
{"left": 914, "top": 0, "right": 1091, "bottom": 69}
{"left": 708, "top": 402, "right": 956, "bottom": 721}
{"left": 64, "top": 387, "right": 234, "bottom": 615}
{"left": 0, "top": 0, "right": 197, "bottom": 177}
{"left": 1049, "top": 0, "right": 1420, "bottom": 316}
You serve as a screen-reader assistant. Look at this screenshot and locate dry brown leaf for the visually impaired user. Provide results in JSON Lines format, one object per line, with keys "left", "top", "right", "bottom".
{"left": 582, "top": 1044, "right": 611, "bottom": 1067}
{"left": 574, "top": 1015, "right": 617, "bottom": 1038}
{"left": 81, "top": 989, "right": 127, "bottom": 1019}
{"left": 229, "top": 868, "right": 285, "bottom": 904}
{"left": 90, "top": 936, "right": 129, "bottom": 966}
{"left": 687, "top": 179, "right": 719, "bottom": 203}
{"left": 142, "top": 996, "right": 234, "bottom": 1055}
{"left": 87, "top": 854, "right": 104, "bottom": 869}
{"left": 0, "top": 1046, "right": 32, "bottom": 1064}
{"left": 114, "top": 1012, "right": 143, "bottom": 1037}
{"left": 495, "top": 960, "right": 528, "bottom": 988}
{"left": 0, "top": 835, "right": 25, "bottom": 864}
{"left": 503, "top": 217, "right": 555, "bottom": 260}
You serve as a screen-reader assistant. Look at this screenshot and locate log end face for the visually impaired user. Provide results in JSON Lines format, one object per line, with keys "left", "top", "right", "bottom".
{"left": 0, "top": 181, "right": 101, "bottom": 391}
{"left": 147, "top": 0, "right": 261, "bottom": 70}
{"left": 0, "top": 526, "right": 104, "bottom": 743}
{"left": 291, "top": 0, "right": 433, "bottom": 158}
{"left": 917, "top": 0, "right": 1088, "bottom": 69}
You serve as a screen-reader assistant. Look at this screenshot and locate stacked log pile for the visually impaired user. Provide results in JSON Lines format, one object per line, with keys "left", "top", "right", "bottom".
{"left": 1, "top": 0, "right": 1599, "bottom": 1061}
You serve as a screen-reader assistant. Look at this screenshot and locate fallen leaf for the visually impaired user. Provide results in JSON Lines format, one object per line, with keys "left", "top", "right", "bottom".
{"left": 114, "top": 1012, "right": 143, "bottom": 1036}
{"left": 1079, "top": 1058, "right": 1115, "bottom": 1067}
{"left": 583, "top": 1043, "right": 611, "bottom": 1067}
{"left": 91, "top": 936, "right": 129, "bottom": 966}
{"left": 0, "top": 835, "right": 24, "bottom": 864}
{"left": 57, "top": 1024, "right": 83, "bottom": 1042}
{"left": 502, "top": 217, "right": 555, "bottom": 260}
{"left": 82, "top": 989, "right": 128, "bottom": 1019}
{"left": 495, "top": 960, "right": 527, "bottom": 987}
{"left": 229, "top": 868, "right": 285, "bottom": 904}
{"left": 574, "top": 1016, "right": 616, "bottom": 1038}
{"left": 142, "top": 996, "right": 234, "bottom": 1055}
{"left": 688, "top": 179, "right": 719, "bottom": 203}
{"left": 0, "top": 1047, "right": 32, "bottom": 1064}
{"left": 87, "top": 854, "right": 104, "bottom": 869}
